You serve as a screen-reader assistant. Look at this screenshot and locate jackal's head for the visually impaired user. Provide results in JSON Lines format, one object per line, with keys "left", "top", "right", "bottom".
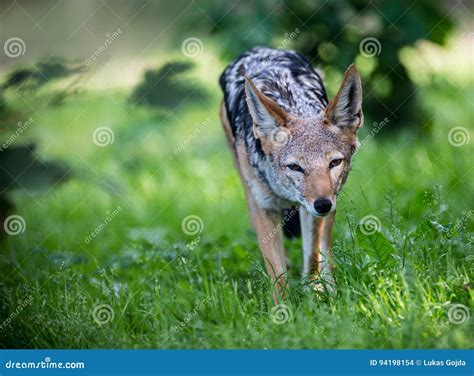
{"left": 245, "top": 65, "right": 363, "bottom": 216}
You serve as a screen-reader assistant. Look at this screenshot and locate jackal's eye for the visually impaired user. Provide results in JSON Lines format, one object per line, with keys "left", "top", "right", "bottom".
{"left": 329, "top": 158, "right": 343, "bottom": 169}
{"left": 287, "top": 163, "right": 304, "bottom": 173}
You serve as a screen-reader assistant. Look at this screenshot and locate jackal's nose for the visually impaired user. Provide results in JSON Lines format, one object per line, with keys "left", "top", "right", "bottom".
{"left": 314, "top": 198, "right": 332, "bottom": 215}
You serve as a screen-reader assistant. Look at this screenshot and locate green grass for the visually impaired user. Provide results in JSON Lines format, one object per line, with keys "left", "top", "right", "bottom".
{"left": 0, "top": 54, "right": 473, "bottom": 349}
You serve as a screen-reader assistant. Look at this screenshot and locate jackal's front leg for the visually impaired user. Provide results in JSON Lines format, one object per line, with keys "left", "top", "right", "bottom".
{"left": 246, "top": 197, "right": 287, "bottom": 301}
{"left": 300, "top": 208, "right": 335, "bottom": 292}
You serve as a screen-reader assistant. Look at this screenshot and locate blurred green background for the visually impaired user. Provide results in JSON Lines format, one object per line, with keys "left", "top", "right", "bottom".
{"left": 0, "top": 0, "right": 472, "bottom": 348}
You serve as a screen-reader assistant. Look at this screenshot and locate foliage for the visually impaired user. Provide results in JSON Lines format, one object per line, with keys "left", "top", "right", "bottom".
{"left": 130, "top": 62, "right": 209, "bottom": 110}
{"left": 179, "top": 0, "right": 454, "bottom": 128}
{"left": 1, "top": 58, "right": 85, "bottom": 92}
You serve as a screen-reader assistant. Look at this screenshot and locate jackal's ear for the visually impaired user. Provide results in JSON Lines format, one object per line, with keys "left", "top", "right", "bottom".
{"left": 244, "top": 77, "right": 288, "bottom": 139}
{"left": 325, "top": 64, "right": 363, "bottom": 132}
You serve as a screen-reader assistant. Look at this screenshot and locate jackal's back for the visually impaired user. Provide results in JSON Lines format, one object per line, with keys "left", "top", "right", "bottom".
{"left": 219, "top": 46, "right": 329, "bottom": 143}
